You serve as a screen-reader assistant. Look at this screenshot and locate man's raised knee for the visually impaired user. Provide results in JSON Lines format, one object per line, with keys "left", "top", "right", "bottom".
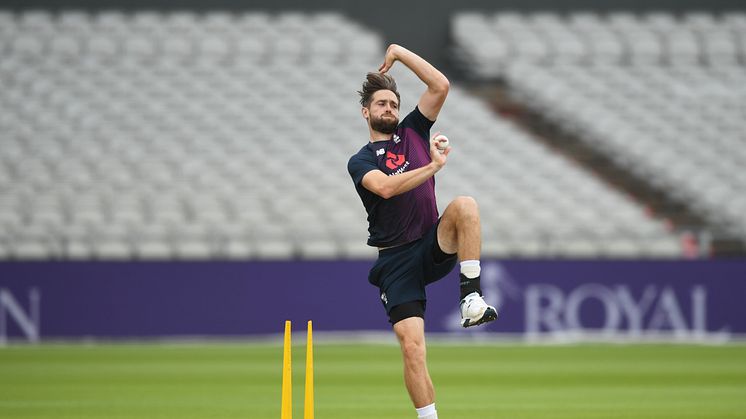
{"left": 453, "top": 196, "right": 479, "bottom": 218}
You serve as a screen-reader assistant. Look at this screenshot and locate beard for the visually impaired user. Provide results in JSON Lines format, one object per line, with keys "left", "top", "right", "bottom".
{"left": 370, "top": 113, "right": 399, "bottom": 134}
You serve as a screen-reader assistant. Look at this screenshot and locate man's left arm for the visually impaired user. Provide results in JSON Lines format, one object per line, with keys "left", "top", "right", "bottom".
{"left": 379, "top": 44, "right": 449, "bottom": 122}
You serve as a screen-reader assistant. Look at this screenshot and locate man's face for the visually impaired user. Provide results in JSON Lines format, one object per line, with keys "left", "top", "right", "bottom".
{"left": 363, "top": 90, "right": 400, "bottom": 135}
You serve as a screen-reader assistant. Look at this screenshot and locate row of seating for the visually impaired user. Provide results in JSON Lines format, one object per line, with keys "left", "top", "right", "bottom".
{"left": 453, "top": 11, "right": 746, "bottom": 77}
{"left": 1, "top": 11, "right": 381, "bottom": 64}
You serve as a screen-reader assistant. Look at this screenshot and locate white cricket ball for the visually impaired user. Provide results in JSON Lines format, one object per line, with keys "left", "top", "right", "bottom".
{"left": 434, "top": 134, "right": 449, "bottom": 154}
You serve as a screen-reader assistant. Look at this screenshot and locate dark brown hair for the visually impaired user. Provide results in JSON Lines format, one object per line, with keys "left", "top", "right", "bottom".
{"left": 358, "top": 72, "right": 400, "bottom": 108}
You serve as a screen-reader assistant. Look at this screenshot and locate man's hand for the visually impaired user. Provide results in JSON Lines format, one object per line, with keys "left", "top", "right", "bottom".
{"left": 429, "top": 131, "right": 450, "bottom": 169}
{"left": 378, "top": 44, "right": 401, "bottom": 74}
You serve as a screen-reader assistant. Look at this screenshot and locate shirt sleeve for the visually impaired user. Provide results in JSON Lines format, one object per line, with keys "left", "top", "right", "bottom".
{"left": 348, "top": 150, "right": 379, "bottom": 186}
{"left": 400, "top": 106, "right": 435, "bottom": 140}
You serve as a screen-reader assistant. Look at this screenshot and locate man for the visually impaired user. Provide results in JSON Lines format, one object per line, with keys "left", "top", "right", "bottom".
{"left": 347, "top": 44, "right": 497, "bottom": 419}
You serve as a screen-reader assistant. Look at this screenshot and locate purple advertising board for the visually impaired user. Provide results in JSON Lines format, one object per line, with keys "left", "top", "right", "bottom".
{"left": 1, "top": 260, "right": 745, "bottom": 342}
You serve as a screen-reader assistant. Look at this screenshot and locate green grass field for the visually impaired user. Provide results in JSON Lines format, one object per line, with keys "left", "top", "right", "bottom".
{"left": 1, "top": 341, "right": 745, "bottom": 418}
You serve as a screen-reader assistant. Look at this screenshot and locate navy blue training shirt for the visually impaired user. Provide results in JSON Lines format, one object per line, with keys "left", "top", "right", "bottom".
{"left": 348, "top": 106, "right": 438, "bottom": 248}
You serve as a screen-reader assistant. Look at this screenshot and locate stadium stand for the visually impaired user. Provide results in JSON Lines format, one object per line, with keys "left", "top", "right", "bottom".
{"left": 453, "top": 11, "right": 746, "bottom": 73}
{"left": 452, "top": 11, "right": 746, "bottom": 255}
{"left": 0, "top": 10, "right": 683, "bottom": 260}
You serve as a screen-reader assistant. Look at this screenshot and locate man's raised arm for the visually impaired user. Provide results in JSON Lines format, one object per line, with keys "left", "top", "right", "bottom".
{"left": 378, "top": 44, "right": 450, "bottom": 121}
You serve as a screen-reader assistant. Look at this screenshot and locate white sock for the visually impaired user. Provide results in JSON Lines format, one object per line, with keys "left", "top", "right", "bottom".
{"left": 460, "top": 260, "right": 480, "bottom": 279}
{"left": 416, "top": 403, "right": 437, "bottom": 419}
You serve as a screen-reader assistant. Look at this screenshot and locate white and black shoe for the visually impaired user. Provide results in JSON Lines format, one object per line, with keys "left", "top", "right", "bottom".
{"left": 460, "top": 292, "right": 498, "bottom": 328}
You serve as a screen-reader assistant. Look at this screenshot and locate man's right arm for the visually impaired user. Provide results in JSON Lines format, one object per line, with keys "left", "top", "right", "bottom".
{"left": 361, "top": 162, "right": 441, "bottom": 199}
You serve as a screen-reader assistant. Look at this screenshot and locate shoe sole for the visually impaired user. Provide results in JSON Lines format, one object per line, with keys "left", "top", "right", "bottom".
{"left": 461, "top": 307, "right": 498, "bottom": 328}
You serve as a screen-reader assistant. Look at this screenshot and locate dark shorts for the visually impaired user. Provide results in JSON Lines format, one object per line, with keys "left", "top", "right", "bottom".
{"left": 367, "top": 220, "right": 458, "bottom": 324}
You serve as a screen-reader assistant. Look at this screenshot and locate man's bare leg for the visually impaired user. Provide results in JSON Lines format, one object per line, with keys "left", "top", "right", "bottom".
{"left": 393, "top": 317, "right": 434, "bottom": 408}
{"left": 436, "top": 195, "right": 480, "bottom": 259}
{"left": 436, "top": 195, "right": 497, "bottom": 327}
